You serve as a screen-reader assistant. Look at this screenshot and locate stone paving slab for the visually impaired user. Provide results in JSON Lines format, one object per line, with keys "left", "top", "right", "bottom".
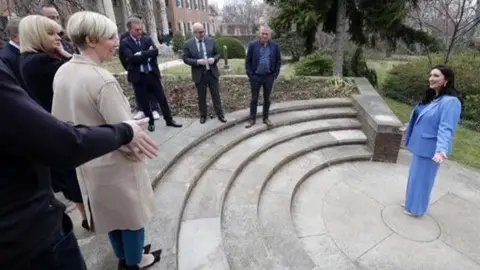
{"left": 292, "top": 150, "right": 480, "bottom": 269}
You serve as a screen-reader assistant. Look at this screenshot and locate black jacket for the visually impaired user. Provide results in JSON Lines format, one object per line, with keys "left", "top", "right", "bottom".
{"left": 0, "top": 58, "right": 134, "bottom": 269}
{"left": 120, "top": 35, "right": 161, "bottom": 84}
{"left": 0, "top": 42, "right": 26, "bottom": 91}
{"left": 20, "top": 52, "right": 69, "bottom": 112}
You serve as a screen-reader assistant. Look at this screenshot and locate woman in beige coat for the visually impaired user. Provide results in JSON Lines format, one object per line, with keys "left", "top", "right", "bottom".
{"left": 51, "top": 11, "right": 160, "bottom": 270}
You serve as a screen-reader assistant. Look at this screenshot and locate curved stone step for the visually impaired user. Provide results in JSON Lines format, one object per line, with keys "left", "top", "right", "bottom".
{"left": 179, "top": 118, "right": 363, "bottom": 269}
{"left": 148, "top": 105, "right": 359, "bottom": 269}
{"left": 257, "top": 144, "right": 372, "bottom": 269}
{"left": 152, "top": 98, "right": 353, "bottom": 187}
{"left": 221, "top": 131, "right": 370, "bottom": 269}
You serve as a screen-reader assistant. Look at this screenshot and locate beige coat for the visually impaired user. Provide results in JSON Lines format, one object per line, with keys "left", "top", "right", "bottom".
{"left": 51, "top": 54, "right": 156, "bottom": 234}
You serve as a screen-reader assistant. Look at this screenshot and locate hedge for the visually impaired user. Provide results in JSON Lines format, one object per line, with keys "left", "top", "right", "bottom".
{"left": 215, "top": 37, "right": 246, "bottom": 59}
{"left": 383, "top": 51, "right": 480, "bottom": 130}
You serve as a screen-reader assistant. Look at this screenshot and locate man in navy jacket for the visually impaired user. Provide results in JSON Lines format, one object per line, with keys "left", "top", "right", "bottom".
{"left": 245, "top": 26, "right": 282, "bottom": 128}
{"left": 0, "top": 58, "right": 158, "bottom": 270}
{"left": 0, "top": 18, "right": 25, "bottom": 91}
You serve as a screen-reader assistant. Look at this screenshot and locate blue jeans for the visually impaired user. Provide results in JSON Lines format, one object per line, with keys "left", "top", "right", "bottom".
{"left": 108, "top": 228, "right": 145, "bottom": 266}
{"left": 25, "top": 214, "right": 86, "bottom": 270}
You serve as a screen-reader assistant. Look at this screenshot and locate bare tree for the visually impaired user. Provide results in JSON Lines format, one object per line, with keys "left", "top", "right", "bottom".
{"left": 222, "top": 0, "right": 266, "bottom": 34}
{"left": 155, "top": 0, "right": 169, "bottom": 35}
{"left": 143, "top": 0, "right": 161, "bottom": 47}
{"left": 13, "top": 0, "right": 87, "bottom": 21}
{"left": 409, "top": 0, "right": 480, "bottom": 63}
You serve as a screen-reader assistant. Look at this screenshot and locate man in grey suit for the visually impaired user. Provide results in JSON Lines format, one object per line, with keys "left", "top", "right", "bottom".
{"left": 183, "top": 22, "right": 227, "bottom": 124}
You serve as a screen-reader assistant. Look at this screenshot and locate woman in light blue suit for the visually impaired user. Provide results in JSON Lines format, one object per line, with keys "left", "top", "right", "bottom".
{"left": 404, "top": 65, "right": 464, "bottom": 217}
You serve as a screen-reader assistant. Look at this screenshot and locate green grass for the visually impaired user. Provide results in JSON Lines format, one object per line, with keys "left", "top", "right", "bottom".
{"left": 366, "top": 60, "right": 406, "bottom": 87}
{"left": 370, "top": 60, "right": 480, "bottom": 170}
{"left": 101, "top": 55, "right": 179, "bottom": 74}
{"left": 162, "top": 59, "right": 246, "bottom": 77}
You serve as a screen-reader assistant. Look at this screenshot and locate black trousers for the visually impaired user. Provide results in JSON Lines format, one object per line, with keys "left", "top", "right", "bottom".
{"left": 135, "top": 91, "right": 159, "bottom": 112}
{"left": 25, "top": 214, "right": 86, "bottom": 270}
{"left": 195, "top": 71, "right": 224, "bottom": 117}
{"left": 133, "top": 73, "right": 173, "bottom": 125}
{"left": 249, "top": 74, "right": 275, "bottom": 120}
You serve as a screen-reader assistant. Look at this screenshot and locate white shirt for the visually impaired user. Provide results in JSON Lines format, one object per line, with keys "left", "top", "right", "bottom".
{"left": 195, "top": 37, "right": 210, "bottom": 70}
{"left": 9, "top": 40, "right": 20, "bottom": 51}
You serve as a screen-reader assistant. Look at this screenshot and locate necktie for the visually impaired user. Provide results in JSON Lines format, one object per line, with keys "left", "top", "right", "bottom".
{"left": 199, "top": 40, "right": 209, "bottom": 70}
{"left": 137, "top": 39, "right": 149, "bottom": 73}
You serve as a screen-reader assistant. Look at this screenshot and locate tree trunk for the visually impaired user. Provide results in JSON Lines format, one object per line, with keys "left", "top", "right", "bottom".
{"left": 155, "top": 0, "right": 169, "bottom": 35}
{"left": 143, "top": 0, "right": 161, "bottom": 47}
{"left": 121, "top": 0, "right": 133, "bottom": 31}
{"left": 334, "top": 0, "right": 347, "bottom": 77}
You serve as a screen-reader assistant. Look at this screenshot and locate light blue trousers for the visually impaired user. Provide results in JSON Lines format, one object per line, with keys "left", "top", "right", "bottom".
{"left": 405, "top": 154, "right": 440, "bottom": 216}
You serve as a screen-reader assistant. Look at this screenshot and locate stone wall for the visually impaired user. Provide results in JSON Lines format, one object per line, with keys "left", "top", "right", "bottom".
{"left": 113, "top": 74, "right": 359, "bottom": 118}
{"left": 351, "top": 77, "right": 403, "bottom": 163}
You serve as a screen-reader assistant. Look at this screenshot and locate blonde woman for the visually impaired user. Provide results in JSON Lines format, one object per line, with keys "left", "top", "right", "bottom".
{"left": 51, "top": 11, "right": 161, "bottom": 270}
{"left": 19, "top": 15, "right": 91, "bottom": 231}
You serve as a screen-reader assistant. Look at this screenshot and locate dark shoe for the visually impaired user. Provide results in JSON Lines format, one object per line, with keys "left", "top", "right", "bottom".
{"left": 166, "top": 120, "right": 182, "bottom": 128}
{"left": 117, "top": 245, "right": 153, "bottom": 269}
{"left": 200, "top": 116, "right": 207, "bottom": 124}
{"left": 245, "top": 119, "right": 256, "bottom": 128}
{"left": 148, "top": 123, "right": 155, "bottom": 132}
{"left": 218, "top": 115, "right": 227, "bottom": 123}
{"left": 263, "top": 118, "right": 273, "bottom": 128}
{"left": 81, "top": 219, "right": 90, "bottom": 231}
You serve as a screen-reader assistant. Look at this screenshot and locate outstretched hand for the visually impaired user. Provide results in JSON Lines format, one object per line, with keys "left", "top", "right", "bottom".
{"left": 432, "top": 152, "right": 447, "bottom": 164}
{"left": 122, "top": 118, "right": 159, "bottom": 160}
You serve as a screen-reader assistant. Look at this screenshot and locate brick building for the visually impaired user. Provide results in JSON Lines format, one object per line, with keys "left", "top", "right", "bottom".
{"left": 111, "top": 0, "right": 210, "bottom": 36}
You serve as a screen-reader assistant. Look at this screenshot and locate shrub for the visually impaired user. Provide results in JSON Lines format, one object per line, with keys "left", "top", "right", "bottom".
{"left": 293, "top": 49, "right": 378, "bottom": 87}
{"left": 215, "top": 37, "right": 246, "bottom": 59}
{"left": 344, "top": 47, "right": 378, "bottom": 87}
{"left": 383, "top": 51, "right": 480, "bottom": 130}
{"left": 274, "top": 32, "right": 304, "bottom": 62}
{"left": 294, "top": 52, "right": 333, "bottom": 76}
{"left": 185, "top": 32, "right": 194, "bottom": 41}
{"left": 172, "top": 31, "right": 185, "bottom": 53}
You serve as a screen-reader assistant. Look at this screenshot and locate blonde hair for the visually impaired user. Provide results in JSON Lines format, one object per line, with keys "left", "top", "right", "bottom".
{"left": 66, "top": 11, "right": 118, "bottom": 50}
{"left": 19, "top": 15, "right": 62, "bottom": 53}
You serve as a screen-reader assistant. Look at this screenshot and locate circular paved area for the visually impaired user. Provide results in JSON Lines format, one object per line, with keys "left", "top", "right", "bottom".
{"left": 381, "top": 205, "right": 441, "bottom": 242}
{"left": 293, "top": 151, "right": 480, "bottom": 269}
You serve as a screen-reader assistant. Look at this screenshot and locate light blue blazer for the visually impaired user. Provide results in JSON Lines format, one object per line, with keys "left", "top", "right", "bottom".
{"left": 405, "top": 96, "right": 462, "bottom": 158}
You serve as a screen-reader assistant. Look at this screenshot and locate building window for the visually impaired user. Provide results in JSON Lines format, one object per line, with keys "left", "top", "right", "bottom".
{"left": 194, "top": 0, "right": 198, "bottom": 10}
{"left": 189, "top": 0, "right": 193, "bottom": 9}
{"left": 178, "top": 22, "right": 182, "bottom": 33}
{"left": 166, "top": 0, "right": 169, "bottom": 6}
{"left": 200, "top": 0, "right": 204, "bottom": 10}
{"left": 177, "top": 0, "right": 182, "bottom": 7}
{"left": 186, "top": 0, "right": 190, "bottom": 8}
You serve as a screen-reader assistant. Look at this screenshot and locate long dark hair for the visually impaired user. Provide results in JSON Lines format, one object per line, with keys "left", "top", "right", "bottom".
{"left": 420, "top": 65, "right": 465, "bottom": 110}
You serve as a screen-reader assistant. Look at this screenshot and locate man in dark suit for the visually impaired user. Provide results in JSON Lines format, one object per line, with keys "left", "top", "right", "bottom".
{"left": 121, "top": 17, "right": 181, "bottom": 131}
{"left": 0, "top": 17, "right": 25, "bottom": 91}
{"left": 118, "top": 15, "right": 161, "bottom": 121}
{"left": 183, "top": 22, "right": 227, "bottom": 124}
{"left": 38, "top": 5, "right": 75, "bottom": 54}
{"left": 0, "top": 58, "right": 159, "bottom": 270}
{"left": 245, "top": 26, "right": 282, "bottom": 128}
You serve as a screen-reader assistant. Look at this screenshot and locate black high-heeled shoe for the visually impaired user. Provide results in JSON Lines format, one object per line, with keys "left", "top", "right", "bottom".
{"left": 117, "top": 244, "right": 153, "bottom": 270}
{"left": 123, "top": 249, "right": 162, "bottom": 270}
{"left": 81, "top": 219, "right": 90, "bottom": 231}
